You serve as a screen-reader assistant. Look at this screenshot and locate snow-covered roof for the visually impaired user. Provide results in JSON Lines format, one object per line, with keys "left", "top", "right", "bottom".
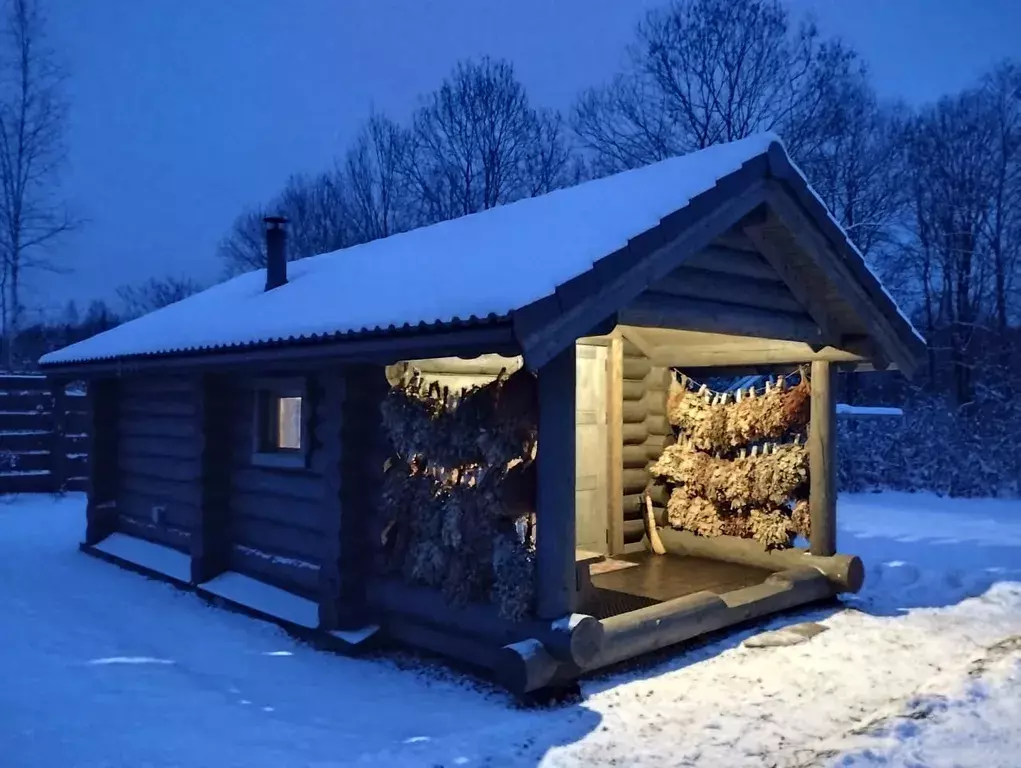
{"left": 40, "top": 133, "right": 922, "bottom": 370}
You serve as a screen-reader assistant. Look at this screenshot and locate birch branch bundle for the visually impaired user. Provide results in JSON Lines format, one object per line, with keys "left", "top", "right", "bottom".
{"left": 666, "top": 490, "right": 812, "bottom": 549}
{"left": 650, "top": 442, "right": 809, "bottom": 509}
{"left": 667, "top": 377, "right": 810, "bottom": 451}
{"left": 378, "top": 369, "right": 539, "bottom": 621}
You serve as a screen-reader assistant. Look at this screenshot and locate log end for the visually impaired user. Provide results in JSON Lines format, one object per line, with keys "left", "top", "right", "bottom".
{"left": 493, "top": 639, "right": 560, "bottom": 695}
{"left": 842, "top": 555, "right": 865, "bottom": 594}
{"left": 548, "top": 613, "right": 604, "bottom": 668}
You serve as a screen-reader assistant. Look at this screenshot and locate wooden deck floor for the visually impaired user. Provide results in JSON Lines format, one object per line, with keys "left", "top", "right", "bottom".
{"left": 583, "top": 552, "right": 772, "bottom": 619}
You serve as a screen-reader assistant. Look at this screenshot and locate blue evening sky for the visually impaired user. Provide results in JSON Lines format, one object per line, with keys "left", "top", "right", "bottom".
{"left": 35, "top": 0, "right": 1020, "bottom": 319}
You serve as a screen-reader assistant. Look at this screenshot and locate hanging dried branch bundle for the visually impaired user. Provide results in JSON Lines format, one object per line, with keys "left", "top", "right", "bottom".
{"left": 667, "top": 378, "right": 810, "bottom": 451}
{"left": 378, "top": 368, "right": 539, "bottom": 620}
{"left": 666, "top": 489, "right": 800, "bottom": 549}
{"left": 650, "top": 442, "right": 809, "bottom": 509}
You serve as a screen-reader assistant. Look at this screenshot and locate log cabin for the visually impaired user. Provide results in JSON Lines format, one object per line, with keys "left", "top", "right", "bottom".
{"left": 40, "top": 134, "right": 924, "bottom": 694}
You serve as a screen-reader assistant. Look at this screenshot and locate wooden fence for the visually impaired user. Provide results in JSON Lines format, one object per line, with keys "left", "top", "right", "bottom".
{"left": 0, "top": 374, "right": 88, "bottom": 494}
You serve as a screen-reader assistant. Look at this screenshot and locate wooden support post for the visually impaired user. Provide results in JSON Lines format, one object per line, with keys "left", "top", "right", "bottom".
{"left": 320, "top": 364, "right": 387, "bottom": 630}
{"left": 809, "top": 360, "right": 837, "bottom": 556}
{"left": 606, "top": 335, "right": 624, "bottom": 555}
{"left": 191, "top": 374, "right": 231, "bottom": 584}
{"left": 84, "top": 378, "right": 119, "bottom": 545}
{"left": 49, "top": 379, "right": 68, "bottom": 493}
{"left": 536, "top": 344, "right": 577, "bottom": 619}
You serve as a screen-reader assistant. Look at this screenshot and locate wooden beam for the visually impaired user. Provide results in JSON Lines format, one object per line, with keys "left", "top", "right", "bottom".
{"left": 809, "top": 360, "right": 837, "bottom": 556}
{"left": 519, "top": 178, "right": 771, "bottom": 371}
{"left": 683, "top": 246, "right": 781, "bottom": 281}
{"left": 648, "top": 340, "right": 868, "bottom": 368}
{"left": 606, "top": 335, "right": 624, "bottom": 555}
{"left": 763, "top": 184, "right": 919, "bottom": 376}
{"left": 617, "top": 325, "right": 657, "bottom": 359}
{"left": 191, "top": 374, "right": 231, "bottom": 584}
{"left": 84, "top": 379, "right": 119, "bottom": 545}
{"left": 743, "top": 218, "right": 843, "bottom": 345}
{"left": 652, "top": 268, "right": 802, "bottom": 313}
{"left": 536, "top": 344, "right": 578, "bottom": 618}
{"left": 620, "top": 293, "right": 824, "bottom": 344}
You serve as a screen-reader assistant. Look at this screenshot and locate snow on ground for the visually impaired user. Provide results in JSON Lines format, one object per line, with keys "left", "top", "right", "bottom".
{"left": 0, "top": 492, "right": 1019, "bottom": 768}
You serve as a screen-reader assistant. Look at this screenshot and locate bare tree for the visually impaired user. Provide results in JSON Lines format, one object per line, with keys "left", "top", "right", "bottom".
{"left": 406, "top": 58, "right": 572, "bottom": 221}
{"left": 0, "top": 0, "right": 71, "bottom": 368}
{"left": 116, "top": 275, "right": 203, "bottom": 319}
{"left": 797, "top": 69, "right": 909, "bottom": 257}
{"left": 344, "top": 112, "right": 415, "bottom": 242}
{"left": 573, "top": 0, "right": 855, "bottom": 174}
{"left": 218, "top": 170, "right": 352, "bottom": 276}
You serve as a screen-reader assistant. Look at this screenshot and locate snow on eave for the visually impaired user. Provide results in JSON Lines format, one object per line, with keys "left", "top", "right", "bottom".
{"left": 38, "top": 134, "right": 783, "bottom": 368}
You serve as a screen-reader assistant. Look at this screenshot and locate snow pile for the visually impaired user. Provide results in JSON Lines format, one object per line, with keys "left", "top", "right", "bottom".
{"left": 42, "top": 134, "right": 779, "bottom": 365}
{"left": 0, "top": 491, "right": 1019, "bottom": 767}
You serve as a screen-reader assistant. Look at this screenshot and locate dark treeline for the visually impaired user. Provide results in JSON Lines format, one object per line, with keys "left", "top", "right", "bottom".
{"left": 20, "top": 0, "right": 1021, "bottom": 495}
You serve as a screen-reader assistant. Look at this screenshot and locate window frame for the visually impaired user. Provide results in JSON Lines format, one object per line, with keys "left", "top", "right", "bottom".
{"left": 250, "top": 377, "right": 310, "bottom": 470}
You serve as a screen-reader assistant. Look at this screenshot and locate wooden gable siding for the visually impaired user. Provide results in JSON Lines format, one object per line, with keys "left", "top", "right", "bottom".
{"left": 223, "top": 375, "right": 337, "bottom": 599}
{"left": 623, "top": 239, "right": 824, "bottom": 345}
{"left": 115, "top": 375, "right": 202, "bottom": 552}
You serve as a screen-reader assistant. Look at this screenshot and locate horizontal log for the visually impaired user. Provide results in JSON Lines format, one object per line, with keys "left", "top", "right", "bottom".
{"left": 621, "top": 293, "right": 823, "bottom": 345}
{"left": 367, "top": 579, "right": 603, "bottom": 668}
{"left": 622, "top": 380, "right": 646, "bottom": 402}
{"left": 232, "top": 467, "right": 324, "bottom": 503}
{"left": 622, "top": 444, "right": 650, "bottom": 469}
{"left": 653, "top": 267, "right": 802, "bottom": 313}
{"left": 117, "top": 514, "right": 191, "bottom": 553}
{"left": 645, "top": 367, "right": 675, "bottom": 393}
{"left": 117, "top": 492, "right": 197, "bottom": 531}
{"left": 657, "top": 527, "right": 864, "bottom": 593}
{"left": 384, "top": 615, "right": 508, "bottom": 678}
{"left": 227, "top": 544, "right": 320, "bottom": 599}
{"left": 621, "top": 339, "right": 645, "bottom": 358}
{"left": 645, "top": 434, "right": 673, "bottom": 460}
{"left": 229, "top": 516, "right": 324, "bottom": 564}
{"left": 622, "top": 467, "right": 650, "bottom": 495}
{"left": 0, "top": 412, "right": 52, "bottom": 432}
{"left": 120, "top": 472, "right": 202, "bottom": 507}
{"left": 119, "top": 454, "right": 200, "bottom": 484}
{"left": 232, "top": 491, "right": 323, "bottom": 533}
{"left": 651, "top": 340, "right": 868, "bottom": 369}
{"left": 646, "top": 414, "right": 673, "bottom": 436}
{"left": 120, "top": 397, "right": 197, "bottom": 419}
{"left": 119, "top": 434, "right": 200, "bottom": 461}
{"left": 622, "top": 400, "right": 648, "bottom": 424}
{"left": 646, "top": 392, "right": 667, "bottom": 416}
{"left": 684, "top": 245, "right": 780, "bottom": 281}
{"left": 623, "top": 358, "right": 651, "bottom": 381}
{"left": 120, "top": 375, "right": 196, "bottom": 397}
{"left": 585, "top": 566, "right": 833, "bottom": 671}
{"left": 623, "top": 518, "right": 645, "bottom": 543}
{"left": 119, "top": 414, "right": 199, "bottom": 440}
{"left": 493, "top": 639, "right": 561, "bottom": 695}
{"left": 622, "top": 422, "right": 649, "bottom": 445}
{"left": 0, "top": 450, "right": 50, "bottom": 473}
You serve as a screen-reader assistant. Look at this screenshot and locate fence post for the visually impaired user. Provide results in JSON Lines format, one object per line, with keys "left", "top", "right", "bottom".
{"left": 50, "top": 380, "right": 68, "bottom": 494}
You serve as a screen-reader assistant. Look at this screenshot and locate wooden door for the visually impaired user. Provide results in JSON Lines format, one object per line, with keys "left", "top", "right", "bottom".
{"left": 575, "top": 343, "right": 608, "bottom": 553}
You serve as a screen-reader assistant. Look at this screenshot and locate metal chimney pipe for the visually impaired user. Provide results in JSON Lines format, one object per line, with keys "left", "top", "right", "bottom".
{"left": 264, "top": 216, "right": 288, "bottom": 291}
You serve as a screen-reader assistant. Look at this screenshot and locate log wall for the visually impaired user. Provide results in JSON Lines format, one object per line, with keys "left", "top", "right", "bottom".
{"left": 620, "top": 340, "right": 674, "bottom": 545}
{"left": 115, "top": 375, "right": 202, "bottom": 552}
{"left": 223, "top": 375, "right": 330, "bottom": 599}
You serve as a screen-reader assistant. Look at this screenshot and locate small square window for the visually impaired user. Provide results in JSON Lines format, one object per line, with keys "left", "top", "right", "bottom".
{"left": 252, "top": 380, "right": 308, "bottom": 469}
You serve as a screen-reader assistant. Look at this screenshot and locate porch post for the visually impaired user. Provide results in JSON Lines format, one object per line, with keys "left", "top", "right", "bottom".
{"left": 536, "top": 344, "right": 577, "bottom": 619}
{"left": 808, "top": 360, "right": 837, "bottom": 556}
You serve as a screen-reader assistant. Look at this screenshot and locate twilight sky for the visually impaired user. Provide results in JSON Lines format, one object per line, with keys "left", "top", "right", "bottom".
{"left": 35, "top": 0, "right": 1021, "bottom": 320}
